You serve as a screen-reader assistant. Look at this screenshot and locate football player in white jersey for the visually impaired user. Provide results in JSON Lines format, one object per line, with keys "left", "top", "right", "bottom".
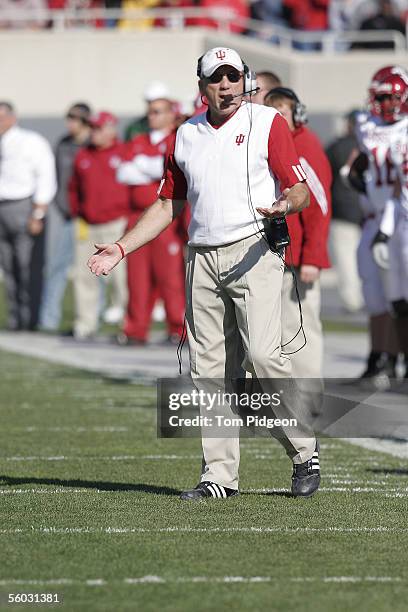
{"left": 373, "top": 73, "right": 408, "bottom": 380}
{"left": 349, "top": 67, "right": 408, "bottom": 388}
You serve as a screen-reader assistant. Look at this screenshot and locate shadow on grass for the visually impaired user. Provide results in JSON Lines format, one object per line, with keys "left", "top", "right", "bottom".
{"left": 242, "top": 490, "right": 294, "bottom": 498}
{"left": 0, "top": 474, "right": 180, "bottom": 495}
{"left": 367, "top": 468, "right": 408, "bottom": 476}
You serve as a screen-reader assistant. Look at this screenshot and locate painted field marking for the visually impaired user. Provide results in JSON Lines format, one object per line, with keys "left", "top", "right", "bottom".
{"left": 0, "top": 576, "right": 402, "bottom": 587}
{"left": 0, "top": 526, "right": 407, "bottom": 535}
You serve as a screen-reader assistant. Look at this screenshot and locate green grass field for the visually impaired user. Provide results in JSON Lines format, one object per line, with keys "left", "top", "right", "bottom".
{"left": 1, "top": 348, "right": 408, "bottom": 611}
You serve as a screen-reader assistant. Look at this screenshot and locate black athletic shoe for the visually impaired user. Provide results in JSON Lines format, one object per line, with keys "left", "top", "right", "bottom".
{"left": 180, "top": 481, "right": 239, "bottom": 501}
{"left": 359, "top": 351, "right": 396, "bottom": 391}
{"left": 291, "top": 442, "right": 320, "bottom": 498}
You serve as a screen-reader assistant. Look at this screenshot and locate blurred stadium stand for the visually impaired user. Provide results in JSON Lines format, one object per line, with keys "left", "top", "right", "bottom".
{"left": 1, "top": 15, "right": 408, "bottom": 145}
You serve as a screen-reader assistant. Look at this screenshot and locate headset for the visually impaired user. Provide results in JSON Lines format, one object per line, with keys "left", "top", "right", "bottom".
{"left": 196, "top": 55, "right": 257, "bottom": 97}
{"left": 266, "top": 86, "right": 308, "bottom": 127}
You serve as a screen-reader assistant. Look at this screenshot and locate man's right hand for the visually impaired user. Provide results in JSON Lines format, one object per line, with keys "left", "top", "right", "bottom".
{"left": 87, "top": 243, "right": 123, "bottom": 276}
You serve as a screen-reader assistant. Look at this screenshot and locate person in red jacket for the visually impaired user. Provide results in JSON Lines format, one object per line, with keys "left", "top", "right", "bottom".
{"left": 264, "top": 88, "right": 332, "bottom": 395}
{"left": 69, "top": 111, "right": 130, "bottom": 340}
{"left": 116, "top": 95, "right": 186, "bottom": 345}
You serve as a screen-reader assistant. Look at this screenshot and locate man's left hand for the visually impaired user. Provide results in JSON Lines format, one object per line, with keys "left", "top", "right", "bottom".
{"left": 300, "top": 265, "right": 320, "bottom": 284}
{"left": 257, "top": 188, "right": 291, "bottom": 219}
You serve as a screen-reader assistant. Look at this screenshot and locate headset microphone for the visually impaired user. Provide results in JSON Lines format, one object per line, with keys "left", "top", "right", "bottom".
{"left": 232, "top": 87, "right": 260, "bottom": 99}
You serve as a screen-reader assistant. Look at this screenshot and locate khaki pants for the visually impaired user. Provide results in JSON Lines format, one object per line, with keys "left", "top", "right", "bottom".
{"left": 73, "top": 217, "right": 128, "bottom": 338}
{"left": 185, "top": 233, "right": 316, "bottom": 490}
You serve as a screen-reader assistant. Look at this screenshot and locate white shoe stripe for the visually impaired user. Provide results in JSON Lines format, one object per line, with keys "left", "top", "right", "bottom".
{"left": 216, "top": 485, "right": 227, "bottom": 499}
{"left": 207, "top": 484, "right": 220, "bottom": 498}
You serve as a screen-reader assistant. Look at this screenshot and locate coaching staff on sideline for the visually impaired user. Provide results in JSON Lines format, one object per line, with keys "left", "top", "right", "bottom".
{"left": 87, "top": 47, "right": 320, "bottom": 501}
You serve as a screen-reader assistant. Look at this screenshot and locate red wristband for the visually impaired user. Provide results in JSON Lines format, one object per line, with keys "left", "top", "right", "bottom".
{"left": 115, "top": 242, "right": 125, "bottom": 260}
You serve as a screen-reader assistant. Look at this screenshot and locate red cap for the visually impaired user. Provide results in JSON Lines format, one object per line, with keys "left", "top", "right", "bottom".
{"left": 89, "top": 111, "right": 118, "bottom": 128}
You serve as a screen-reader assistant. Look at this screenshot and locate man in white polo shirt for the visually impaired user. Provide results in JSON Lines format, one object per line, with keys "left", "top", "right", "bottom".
{"left": 87, "top": 48, "right": 320, "bottom": 500}
{"left": 0, "top": 101, "right": 56, "bottom": 330}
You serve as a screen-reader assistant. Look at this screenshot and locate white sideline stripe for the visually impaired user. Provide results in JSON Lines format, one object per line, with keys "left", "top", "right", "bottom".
{"left": 346, "top": 438, "right": 408, "bottom": 459}
{"left": 1, "top": 526, "right": 407, "bottom": 535}
{"left": 2, "top": 455, "right": 202, "bottom": 461}
{"left": 244, "top": 487, "right": 408, "bottom": 494}
{"left": 0, "top": 576, "right": 401, "bottom": 586}
{"left": 21, "top": 427, "right": 128, "bottom": 433}
{"left": 1, "top": 485, "right": 407, "bottom": 496}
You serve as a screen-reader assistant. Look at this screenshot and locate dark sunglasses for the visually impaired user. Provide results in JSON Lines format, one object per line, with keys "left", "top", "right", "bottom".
{"left": 208, "top": 71, "right": 242, "bottom": 84}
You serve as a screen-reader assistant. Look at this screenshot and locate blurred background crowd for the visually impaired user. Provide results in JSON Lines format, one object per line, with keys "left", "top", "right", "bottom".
{"left": 1, "top": 0, "right": 408, "bottom": 52}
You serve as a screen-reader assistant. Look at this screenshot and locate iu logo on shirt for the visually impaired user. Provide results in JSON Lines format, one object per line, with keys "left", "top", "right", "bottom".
{"left": 216, "top": 50, "right": 226, "bottom": 60}
{"left": 235, "top": 134, "right": 245, "bottom": 146}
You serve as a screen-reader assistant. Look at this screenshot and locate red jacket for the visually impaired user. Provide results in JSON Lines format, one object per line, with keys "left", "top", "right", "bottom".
{"left": 286, "top": 125, "right": 332, "bottom": 269}
{"left": 69, "top": 142, "right": 130, "bottom": 225}
{"left": 124, "top": 132, "right": 173, "bottom": 211}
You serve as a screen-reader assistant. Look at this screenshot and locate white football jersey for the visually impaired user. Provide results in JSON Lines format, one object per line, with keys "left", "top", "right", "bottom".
{"left": 388, "top": 127, "right": 408, "bottom": 214}
{"left": 355, "top": 112, "right": 408, "bottom": 215}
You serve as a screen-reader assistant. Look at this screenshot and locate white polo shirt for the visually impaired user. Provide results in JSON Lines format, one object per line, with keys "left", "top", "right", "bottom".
{"left": 0, "top": 125, "right": 57, "bottom": 204}
{"left": 160, "top": 102, "right": 306, "bottom": 246}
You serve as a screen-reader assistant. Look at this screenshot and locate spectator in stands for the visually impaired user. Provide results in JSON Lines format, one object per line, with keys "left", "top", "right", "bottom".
{"left": 187, "top": 0, "right": 250, "bottom": 33}
{"left": 39, "top": 103, "right": 92, "bottom": 332}
{"left": 116, "top": 92, "right": 186, "bottom": 345}
{"left": 0, "top": 0, "right": 47, "bottom": 29}
{"left": 119, "top": 0, "right": 159, "bottom": 29}
{"left": 123, "top": 82, "right": 170, "bottom": 141}
{"left": 0, "top": 102, "right": 56, "bottom": 330}
{"left": 325, "top": 110, "right": 364, "bottom": 313}
{"left": 104, "top": 0, "right": 122, "bottom": 27}
{"left": 251, "top": 70, "right": 282, "bottom": 105}
{"left": 69, "top": 111, "right": 130, "bottom": 340}
{"left": 352, "top": 0, "right": 405, "bottom": 49}
{"left": 283, "top": 0, "right": 329, "bottom": 50}
{"left": 251, "top": 0, "right": 287, "bottom": 26}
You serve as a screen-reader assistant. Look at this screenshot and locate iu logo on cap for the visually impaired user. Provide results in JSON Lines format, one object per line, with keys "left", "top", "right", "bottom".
{"left": 235, "top": 134, "right": 245, "bottom": 146}
{"left": 216, "top": 50, "right": 226, "bottom": 60}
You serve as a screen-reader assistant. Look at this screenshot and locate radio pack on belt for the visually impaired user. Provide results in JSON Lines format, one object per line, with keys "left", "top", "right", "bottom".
{"left": 263, "top": 217, "right": 290, "bottom": 252}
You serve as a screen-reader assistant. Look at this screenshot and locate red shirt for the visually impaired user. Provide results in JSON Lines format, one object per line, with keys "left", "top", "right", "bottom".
{"left": 283, "top": 0, "right": 329, "bottom": 31}
{"left": 69, "top": 142, "right": 130, "bottom": 225}
{"left": 286, "top": 125, "right": 332, "bottom": 268}
{"left": 124, "top": 132, "right": 173, "bottom": 211}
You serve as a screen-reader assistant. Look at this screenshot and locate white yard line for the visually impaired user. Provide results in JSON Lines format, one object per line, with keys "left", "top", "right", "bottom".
{"left": 346, "top": 438, "right": 408, "bottom": 458}
{"left": 20, "top": 427, "right": 129, "bottom": 433}
{"left": 0, "top": 576, "right": 402, "bottom": 586}
{"left": 2, "top": 455, "right": 202, "bottom": 461}
{"left": 0, "top": 485, "right": 407, "bottom": 496}
{"left": 0, "top": 526, "right": 407, "bottom": 535}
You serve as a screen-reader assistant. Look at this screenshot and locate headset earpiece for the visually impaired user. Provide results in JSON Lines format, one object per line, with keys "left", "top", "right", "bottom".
{"left": 267, "top": 86, "right": 308, "bottom": 126}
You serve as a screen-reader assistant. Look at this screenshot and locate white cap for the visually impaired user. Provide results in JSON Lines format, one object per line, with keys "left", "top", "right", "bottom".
{"left": 199, "top": 47, "right": 243, "bottom": 78}
{"left": 144, "top": 81, "right": 171, "bottom": 102}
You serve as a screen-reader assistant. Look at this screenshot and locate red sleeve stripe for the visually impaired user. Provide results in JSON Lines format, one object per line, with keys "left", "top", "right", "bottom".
{"left": 292, "top": 164, "right": 307, "bottom": 182}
